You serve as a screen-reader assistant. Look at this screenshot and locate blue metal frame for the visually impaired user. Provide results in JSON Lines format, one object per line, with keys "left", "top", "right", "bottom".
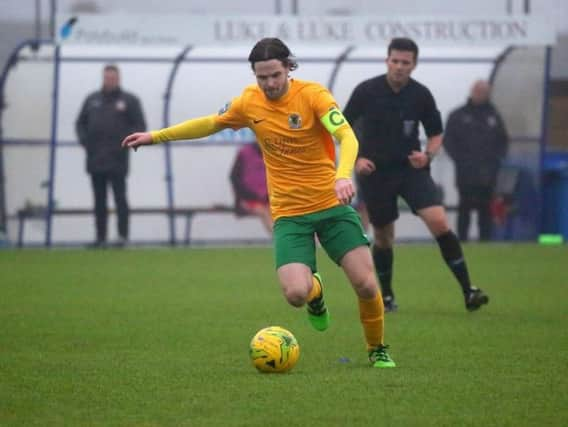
{"left": 488, "top": 46, "right": 513, "bottom": 85}
{"left": 162, "top": 45, "right": 193, "bottom": 245}
{"left": 0, "top": 39, "right": 53, "bottom": 236}
{"left": 45, "top": 44, "right": 61, "bottom": 247}
{"left": 327, "top": 45, "right": 355, "bottom": 92}
{"left": 538, "top": 46, "right": 553, "bottom": 231}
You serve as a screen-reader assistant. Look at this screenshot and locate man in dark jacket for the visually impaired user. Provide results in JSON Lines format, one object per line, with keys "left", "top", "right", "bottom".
{"left": 444, "top": 80, "right": 509, "bottom": 241}
{"left": 76, "top": 64, "right": 146, "bottom": 247}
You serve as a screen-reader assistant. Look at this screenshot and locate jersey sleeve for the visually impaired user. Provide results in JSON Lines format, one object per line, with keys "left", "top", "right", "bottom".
{"left": 214, "top": 94, "right": 247, "bottom": 130}
{"left": 311, "top": 85, "right": 349, "bottom": 131}
{"left": 311, "top": 85, "right": 357, "bottom": 179}
{"left": 421, "top": 88, "right": 443, "bottom": 137}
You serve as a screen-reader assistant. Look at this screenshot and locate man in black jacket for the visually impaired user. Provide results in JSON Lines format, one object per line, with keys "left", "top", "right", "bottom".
{"left": 444, "top": 80, "right": 509, "bottom": 241}
{"left": 76, "top": 64, "right": 146, "bottom": 247}
{"left": 344, "top": 38, "right": 489, "bottom": 312}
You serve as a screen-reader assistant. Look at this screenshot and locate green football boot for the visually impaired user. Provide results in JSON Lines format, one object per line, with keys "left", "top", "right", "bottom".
{"left": 368, "top": 344, "right": 396, "bottom": 368}
{"left": 307, "top": 272, "right": 330, "bottom": 331}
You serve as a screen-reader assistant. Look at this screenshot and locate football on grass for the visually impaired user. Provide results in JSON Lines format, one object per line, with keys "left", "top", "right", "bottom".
{"left": 249, "top": 326, "right": 300, "bottom": 373}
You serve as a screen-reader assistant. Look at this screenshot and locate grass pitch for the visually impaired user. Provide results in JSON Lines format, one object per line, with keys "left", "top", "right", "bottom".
{"left": 1, "top": 244, "right": 567, "bottom": 426}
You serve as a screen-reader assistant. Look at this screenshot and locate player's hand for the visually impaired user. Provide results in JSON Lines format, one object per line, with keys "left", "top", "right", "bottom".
{"left": 335, "top": 178, "right": 355, "bottom": 205}
{"left": 355, "top": 158, "right": 376, "bottom": 175}
{"left": 408, "top": 150, "right": 429, "bottom": 169}
{"left": 122, "top": 132, "right": 153, "bottom": 151}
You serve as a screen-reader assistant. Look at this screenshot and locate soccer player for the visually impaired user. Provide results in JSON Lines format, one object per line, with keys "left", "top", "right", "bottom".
{"left": 343, "top": 37, "right": 489, "bottom": 312}
{"left": 122, "top": 38, "right": 395, "bottom": 368}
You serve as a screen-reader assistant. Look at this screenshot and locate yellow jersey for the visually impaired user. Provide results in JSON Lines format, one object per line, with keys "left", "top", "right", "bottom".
{"left": 215, "top": 79, "right": 349, "bottom": 220}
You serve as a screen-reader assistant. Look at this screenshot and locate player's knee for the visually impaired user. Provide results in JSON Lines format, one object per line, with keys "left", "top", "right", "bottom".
{"left": 283, "top": 286, "right": 308, "bottom": 307}
{"left": 351, "top": 269, "right": 379, "bottom": 299}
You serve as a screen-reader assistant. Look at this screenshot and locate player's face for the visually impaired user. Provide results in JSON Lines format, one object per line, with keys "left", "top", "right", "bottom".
{"left": 253, "top": 59, "right": 290, "bottom": 100}
{"left": 386, "top": 50, "right": 416, "bottom": 88}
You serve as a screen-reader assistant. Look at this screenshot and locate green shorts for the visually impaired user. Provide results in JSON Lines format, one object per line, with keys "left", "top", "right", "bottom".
{"left": 273, "top": 205, "right": 369, "bottom": 272}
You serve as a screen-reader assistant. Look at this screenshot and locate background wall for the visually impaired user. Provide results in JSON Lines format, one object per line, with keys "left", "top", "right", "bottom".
{"left": 3, "top": 44, "right": 544, "bottom": 244}
{"left": 0, "top": 0, "right": 561, "bottom": 245}
{"left": 1, "top": 0, "right": 568, "bottom": 77}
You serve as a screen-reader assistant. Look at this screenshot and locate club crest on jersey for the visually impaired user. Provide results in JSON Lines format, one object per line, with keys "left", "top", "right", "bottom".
{"left": 218, "top": 101, "right": 231, "bottom": 115}
{"left": 288, "top": 113, "right": 302, "bottom": 129}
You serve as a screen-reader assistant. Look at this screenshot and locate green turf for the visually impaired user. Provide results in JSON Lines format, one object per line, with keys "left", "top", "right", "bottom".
{"left": 1, "top": 244, "right": 567, "bottom": 426}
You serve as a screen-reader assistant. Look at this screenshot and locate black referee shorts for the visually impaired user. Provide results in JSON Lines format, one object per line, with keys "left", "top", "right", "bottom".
{"left": 357, "top": 167, "right": 442, "bottom": 227}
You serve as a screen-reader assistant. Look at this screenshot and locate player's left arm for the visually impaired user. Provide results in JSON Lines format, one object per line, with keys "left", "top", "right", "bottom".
{"left": 320, "top": 107, "right": 358, "bottom": 204}
{"left": 123, "top": 95, "right": 245, "bottom": 150}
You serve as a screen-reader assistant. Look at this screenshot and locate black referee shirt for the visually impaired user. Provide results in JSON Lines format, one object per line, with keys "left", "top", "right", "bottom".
{"left": 343, "top": 74, "right": 443, "bottom": 169}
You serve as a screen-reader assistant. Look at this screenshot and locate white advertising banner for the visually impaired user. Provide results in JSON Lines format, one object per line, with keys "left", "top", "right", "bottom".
{"left": 56, "top": 14, "right": 556, "bottom": 47}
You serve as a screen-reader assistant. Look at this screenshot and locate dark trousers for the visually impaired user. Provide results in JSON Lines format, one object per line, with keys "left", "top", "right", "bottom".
{"left": 457, "top": 186, "right": 493, "bottom": 242}
{"left": 90, "top": 172, "right": 129, "bottom": 242}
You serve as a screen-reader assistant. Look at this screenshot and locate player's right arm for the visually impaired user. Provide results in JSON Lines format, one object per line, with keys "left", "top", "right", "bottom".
{"left": 121, "top": 115, "right": 226, "bottom": 149}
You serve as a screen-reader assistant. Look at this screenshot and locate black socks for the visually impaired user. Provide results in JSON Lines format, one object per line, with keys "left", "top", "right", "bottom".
{"left": 436, "top": 231, "right": 472, "bottom": 295}
{"left": 372, "top": 246, "right": 394, "bottom": 299}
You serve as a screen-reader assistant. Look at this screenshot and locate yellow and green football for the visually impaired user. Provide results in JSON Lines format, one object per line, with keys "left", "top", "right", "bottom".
{"left": 249, "top": 326, "right": 300, "bottom": 373}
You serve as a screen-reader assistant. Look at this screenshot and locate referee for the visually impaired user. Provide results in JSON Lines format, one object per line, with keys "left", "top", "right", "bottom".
{"left": 343, "top": 37, "right": 489, "bottom": 312}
